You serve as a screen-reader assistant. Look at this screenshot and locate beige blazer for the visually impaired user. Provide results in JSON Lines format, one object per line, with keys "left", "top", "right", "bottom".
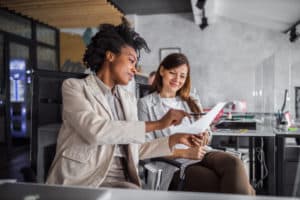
{"left": 46, "top": 75, "right": 172, "bottom": 187}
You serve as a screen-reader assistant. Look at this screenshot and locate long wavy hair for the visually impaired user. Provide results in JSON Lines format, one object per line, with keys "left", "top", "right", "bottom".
{"left": 151, "top": 53, "right": 202, "bottom": 114}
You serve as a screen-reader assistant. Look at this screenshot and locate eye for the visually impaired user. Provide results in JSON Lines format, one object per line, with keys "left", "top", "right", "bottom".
{"left": 129, "top": 58, "right": 135, "bottom": 64}
{"left": 169, "top": 71, "right": 176, "bottom": 75}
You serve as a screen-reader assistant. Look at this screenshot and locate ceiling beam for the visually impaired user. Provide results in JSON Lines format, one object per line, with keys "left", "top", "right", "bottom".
{"left": 0, "top": 0, "right": 123, "bottom": 28}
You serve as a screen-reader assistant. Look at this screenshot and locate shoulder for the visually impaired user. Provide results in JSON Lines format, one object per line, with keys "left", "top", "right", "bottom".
{"left": 118, "top": 85, "right": 136, "bottom": 99}
{"left": 138, "top": 92, "right": 158, "bottom": 106}
{"left": 62, "top": 77, "right": 85, "bottom": 90}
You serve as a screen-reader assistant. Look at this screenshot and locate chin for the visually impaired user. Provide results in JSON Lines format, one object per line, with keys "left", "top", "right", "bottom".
{"left": 119, "top": 80, "right": 129, "bottom": 85}
{"left": 170, "top": 87, "right": 179, "bottom": 93}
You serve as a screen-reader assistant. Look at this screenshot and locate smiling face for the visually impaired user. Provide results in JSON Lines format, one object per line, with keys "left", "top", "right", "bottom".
{"left": 159, "top": 64, "right": 188, "bottom": 97}
{"left": 109, "top": 45, "right": 138, "bottom": 86}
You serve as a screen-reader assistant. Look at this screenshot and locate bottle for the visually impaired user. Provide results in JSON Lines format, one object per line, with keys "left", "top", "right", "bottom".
{"left": 227, "top": 111, "right": 232, "bottom": 120}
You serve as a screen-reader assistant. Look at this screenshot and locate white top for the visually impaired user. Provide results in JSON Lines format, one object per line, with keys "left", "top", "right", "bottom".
{"left": 160, "top": 97, "right": 192, "bottom": 130}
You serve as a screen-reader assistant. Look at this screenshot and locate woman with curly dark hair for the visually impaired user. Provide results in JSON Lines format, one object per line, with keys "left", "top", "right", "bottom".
{"left": 46, "top": 19, "right": 204, "bottom": 189}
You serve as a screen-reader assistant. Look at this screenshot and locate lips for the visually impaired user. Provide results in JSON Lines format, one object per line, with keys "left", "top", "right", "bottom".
{"left": 170, "top": 82, "right": 179, "bottom": 87}
{"left": 128, "top": 73, "right": 134, "bottom": 80}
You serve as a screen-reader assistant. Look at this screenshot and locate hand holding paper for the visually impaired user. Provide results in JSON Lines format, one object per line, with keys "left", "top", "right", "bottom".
{"left": 171, "top": 102, "right": 227, "bottom": 149}
{"left": 169, "top": 133, "right": 204, "bottom": 149}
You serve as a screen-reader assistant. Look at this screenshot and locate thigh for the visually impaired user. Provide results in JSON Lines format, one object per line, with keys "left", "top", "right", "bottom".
{"left": 200, "top": 151, "right": 244, "bottom": 176}
{"left": 169, "top": 164, "right": 220, "bottom": 192}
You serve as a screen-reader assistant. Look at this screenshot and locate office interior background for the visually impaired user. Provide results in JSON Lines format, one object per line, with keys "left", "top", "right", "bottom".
{"left": 0, "top": 0, "right": 300, "bottom": 198}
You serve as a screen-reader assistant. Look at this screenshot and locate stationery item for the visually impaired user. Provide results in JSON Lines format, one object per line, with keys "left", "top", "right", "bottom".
{"left": 188, "top": 112, "right": 206, "bottom": 116}
{"left": 172, "top": 102, "right": 227, "bottom": 149}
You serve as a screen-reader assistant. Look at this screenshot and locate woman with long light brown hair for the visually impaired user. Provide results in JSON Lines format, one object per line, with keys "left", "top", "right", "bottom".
{"left": 138, "top": 53, "right": 255, "bottom": 194}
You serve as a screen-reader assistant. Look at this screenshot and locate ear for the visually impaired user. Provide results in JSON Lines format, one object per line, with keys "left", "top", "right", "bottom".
{"left": 105, "top": 51, "right": 115, "bottom": 62}
{"left": 159, "top": 66, "right": 164, "bottom": 76}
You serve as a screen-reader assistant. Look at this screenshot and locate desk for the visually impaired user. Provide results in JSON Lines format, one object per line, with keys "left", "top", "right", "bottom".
{"left": 274, "top": 129, "right": 300, "bottom": 196}
{"left": 1, "top": 182, "right": 299, "bottom": 200}
{"left": 212, "top": 126, "right": 276, "bottom": 195}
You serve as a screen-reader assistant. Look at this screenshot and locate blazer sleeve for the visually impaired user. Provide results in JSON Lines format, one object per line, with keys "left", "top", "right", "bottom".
{"left": 62, "top": 79, "right": 146, "bottom": 145}
{"left": 138, "top": 137, "right": 173, "bottom": 160}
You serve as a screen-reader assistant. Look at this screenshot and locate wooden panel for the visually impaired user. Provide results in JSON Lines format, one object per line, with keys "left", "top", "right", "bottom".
{"left": 60, "top": 32, "right": 85, "bottom": 67}
{"left": 0, "top": 0, "right": 123, "bottom": 28}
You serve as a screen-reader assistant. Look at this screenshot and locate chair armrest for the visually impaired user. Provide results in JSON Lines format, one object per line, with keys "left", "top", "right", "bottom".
{"left": 150, "top": 157, "right": 182, "bottom": 168}
{"left": 139, "top": 159, "right": 163, "bottom": 190}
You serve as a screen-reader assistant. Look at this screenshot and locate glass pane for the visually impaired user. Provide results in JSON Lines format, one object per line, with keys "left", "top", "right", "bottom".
{"left": 37, "top": 24, "right": 56, "bottom": 46}
{"left": 0, "top": 101, "right": 5, "bottom": 143}
{"left": 37, "top": 46, "right": 57, "bottom": 71}
{"left": 254, "top": 55, "right": 275, "bottom": 114}
{"left": 291, "top": 64, "right": 300, "bottom": 119}
{"left": 0, "top": 34, "right": 4, "bottom": 143}
{"left": 0, "top": 10, "right": 31, "bottom": 38}
{"left": 9, "top": 42, "right": 31, "bottom": 138}
{"left": 0, "top": 35, "right": 4, "bottom": 95}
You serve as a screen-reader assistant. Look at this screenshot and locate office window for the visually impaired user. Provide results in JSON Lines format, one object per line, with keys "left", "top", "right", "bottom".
{"left": 37, "top": 46, "right": 57, "bottom": 71}
{"left": 0, "top": 9, "right": 31, "bottom": 38}
{"left": 37, "top": 24, "right": 56, "bottom": 46}
{"left": 296, "top": 87, "right": 300, "bottom": 119}
{"left": 0, "top": 35, "right": 3, "bottom": 94}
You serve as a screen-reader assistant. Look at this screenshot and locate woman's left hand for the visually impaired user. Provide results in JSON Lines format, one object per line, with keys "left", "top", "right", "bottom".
{"left": 169, "top": 133, "right": 204, "bottom": 149}
{"left": 201, "top": 131, "right": 210, "bottom": 146}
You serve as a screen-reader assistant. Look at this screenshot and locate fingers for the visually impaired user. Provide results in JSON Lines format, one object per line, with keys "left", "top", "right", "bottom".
{"left": 197, "top": 131, "right": 209, "bottom": 145}
{"left": 170, "top": 109, "right": 189, "bottom": 126}
{"left": 187, "top": 146, "right": 206, "bottom": 160}
{"left": 190, "top": 135, "right": 203, "bottom": 147}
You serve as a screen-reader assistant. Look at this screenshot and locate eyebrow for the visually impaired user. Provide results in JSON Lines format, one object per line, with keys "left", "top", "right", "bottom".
{"left": 127, "top": 52, "right": 137, "bottom": 62}
{"left": 170, "top": 70, "right": 187, "bottom": 75}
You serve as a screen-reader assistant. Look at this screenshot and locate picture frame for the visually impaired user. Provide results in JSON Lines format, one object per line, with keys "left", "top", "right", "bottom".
{"left": 159, "top": 47, "right": 181, "bottom": 62}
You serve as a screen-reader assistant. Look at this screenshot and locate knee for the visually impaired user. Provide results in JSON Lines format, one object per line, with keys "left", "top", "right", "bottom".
{"left": 223, "top": 154, "right": 245, "bottom": 172}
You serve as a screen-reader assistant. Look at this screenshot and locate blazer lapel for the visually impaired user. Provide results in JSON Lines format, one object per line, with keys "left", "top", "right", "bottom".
{"left": 151, "top": 92, "right": 166, "bottom": 120}
{"left": 85, "top": 75, "right": 113, "bottom": 118}
{"left": 117, "top": 86, "right": 133, "bottom": 120}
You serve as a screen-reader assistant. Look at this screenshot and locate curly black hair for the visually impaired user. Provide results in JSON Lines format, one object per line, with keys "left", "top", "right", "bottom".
{"left": 83, "top": 18, "right": 150, "bottom": 72}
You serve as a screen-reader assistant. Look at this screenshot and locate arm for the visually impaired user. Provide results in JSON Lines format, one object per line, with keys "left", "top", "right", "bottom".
{"left": 139, "top": 133, "right": 204, "bottom": 160}
{"left": 62, "top": 79, "right": 145, "bottom": 145}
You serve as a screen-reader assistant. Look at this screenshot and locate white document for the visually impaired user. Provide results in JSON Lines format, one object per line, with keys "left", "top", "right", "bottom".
{"left": 172, "top": 102, "right": 227, "bottom": 149}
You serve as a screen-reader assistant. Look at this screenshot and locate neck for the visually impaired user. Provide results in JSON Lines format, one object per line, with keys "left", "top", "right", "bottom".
{"left": 96, "top": 65, "right": 115, "bottom": 90}
{"left": 160, "top": 88, "right": 176, "bottom": 98}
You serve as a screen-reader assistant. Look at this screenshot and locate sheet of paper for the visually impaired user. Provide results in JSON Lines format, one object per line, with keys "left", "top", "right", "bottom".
{"left": 172, "top": 102, "right": 226, "bottom": 149}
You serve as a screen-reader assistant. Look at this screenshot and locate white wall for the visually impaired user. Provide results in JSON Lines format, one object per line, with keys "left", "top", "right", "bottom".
{"left": 134, "top": 13, "right": 300, "bottom": 116}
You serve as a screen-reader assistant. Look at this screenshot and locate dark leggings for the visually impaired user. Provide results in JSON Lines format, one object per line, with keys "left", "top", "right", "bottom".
{"left": 169, "top": 151, "right": 255, "bottom": 195}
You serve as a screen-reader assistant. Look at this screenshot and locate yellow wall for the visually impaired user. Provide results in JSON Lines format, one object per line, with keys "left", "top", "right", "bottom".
{"left": 60, "top": 32, "right": 86, "bottom": 67}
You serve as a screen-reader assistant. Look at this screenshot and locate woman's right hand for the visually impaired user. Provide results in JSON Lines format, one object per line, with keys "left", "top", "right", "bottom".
{"left": 159, "top": 109, "right": 189, "bottom": 128}
{"left": 145, "top": 109, "right": 189, "bottom": 133}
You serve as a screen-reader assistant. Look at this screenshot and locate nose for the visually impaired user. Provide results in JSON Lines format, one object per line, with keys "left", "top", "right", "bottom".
{"left": 132, "top": 65, "right": 137, "bottom": 74}
{"left": 174, "top": 74, "right": 180, "bottom": 81}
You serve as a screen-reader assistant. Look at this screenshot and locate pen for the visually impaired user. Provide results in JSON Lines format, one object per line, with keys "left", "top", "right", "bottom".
{"left": 189, "top": 112, "right": 206, "bottom": 116}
